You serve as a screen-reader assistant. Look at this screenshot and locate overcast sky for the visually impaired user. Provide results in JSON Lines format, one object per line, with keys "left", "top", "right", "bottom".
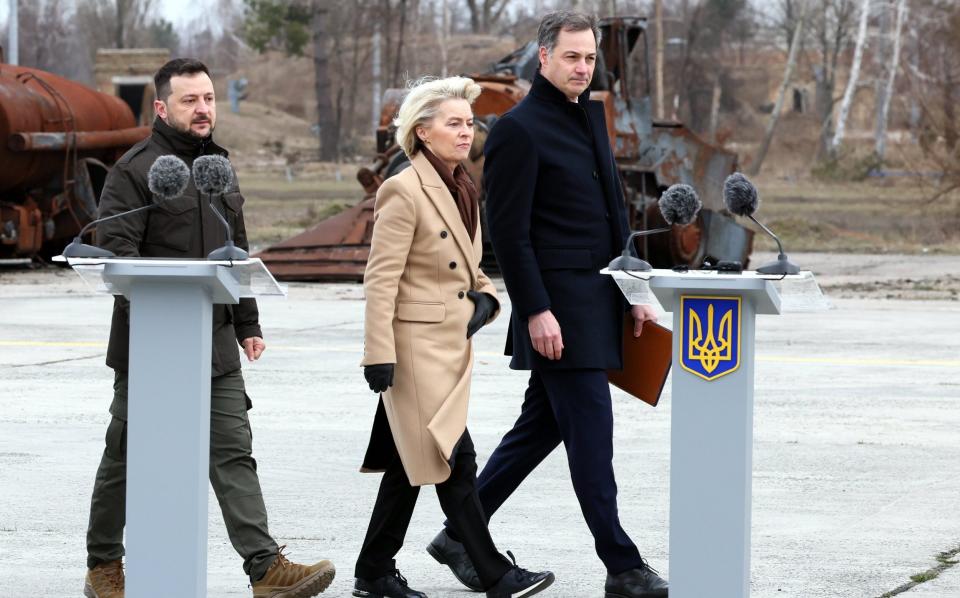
{"left": 0, "top": 0, "right": 227, "bottom": 32}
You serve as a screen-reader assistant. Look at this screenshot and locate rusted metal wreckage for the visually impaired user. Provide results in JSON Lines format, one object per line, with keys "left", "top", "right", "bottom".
{"left": 258, "top": 16, "right": 754, "bottom": 281}
{"left": 0, "top": 63, "right": 150, "bottom": 260}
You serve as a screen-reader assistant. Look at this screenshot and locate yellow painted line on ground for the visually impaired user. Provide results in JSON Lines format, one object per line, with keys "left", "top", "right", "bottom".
{"left": 4, "top": 341, "right": 955, "bottom": 368}
{"left": 756, "top": 355, "right": 960, "bottom": 368}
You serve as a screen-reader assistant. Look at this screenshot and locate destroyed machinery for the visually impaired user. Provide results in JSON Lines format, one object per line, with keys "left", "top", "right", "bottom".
{"left": 258, "top": 16, "right": 753, "bottom": 281}
{"left": 0, "top": 63, "right": 149, "bottom": 260}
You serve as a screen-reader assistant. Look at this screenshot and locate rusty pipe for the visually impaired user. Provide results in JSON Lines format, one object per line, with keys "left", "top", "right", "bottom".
{"left": 9, "top": 127, "right": 151, "bottom": 152}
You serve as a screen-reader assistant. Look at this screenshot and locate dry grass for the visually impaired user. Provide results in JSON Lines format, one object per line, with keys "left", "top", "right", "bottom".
{"left": 237, "top": 167, "right": 359, "bottom": 250}
{"left": 236, "top": 163, "right": 960, "bottom": 256}
{"left": 214, "top": 100, "right": 321, "bottom": 166}
{"left": 750, "top": 166, "right": 960, "bottom": 254}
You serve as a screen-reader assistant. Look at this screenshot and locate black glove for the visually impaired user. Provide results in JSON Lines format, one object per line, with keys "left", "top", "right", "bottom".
{"left": 364, "top": 363, "right": 395, "bottom": 393}
{"left": 466, "top": 291, "right": 497, "bottom": 339}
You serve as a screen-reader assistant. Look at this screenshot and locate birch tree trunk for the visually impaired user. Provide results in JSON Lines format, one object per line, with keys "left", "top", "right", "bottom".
{"left": 830, "top": 0, "right": 871, "bottom": 156}
{"left": 875, "top": 0, "right": 908, "bottom": 159}
{"left": 708, "top": 76, "right": 722, "bottom": 140}
{"left": 748, "top": 0, "right": 808, "bottom": 176}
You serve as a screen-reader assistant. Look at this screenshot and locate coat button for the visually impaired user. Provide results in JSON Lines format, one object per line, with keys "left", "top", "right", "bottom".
{"left": 440, "top": 231, "right": 448, "bottom": 239}
{"left": 592, "top": 170, "right": 599, "bottom": 180}
{"left": 449, "top": 261, "right": 457, "bottom": 269}
{"left": 458, "top": 291, "right": 465, "bottom": 299}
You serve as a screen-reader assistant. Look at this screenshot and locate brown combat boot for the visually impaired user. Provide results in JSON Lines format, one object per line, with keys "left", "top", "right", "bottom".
{"left": 252, "top": 545, "right": 336, "bottom": 598}
{"left": 83, "top": 560, "right": 124, "bottom": 598}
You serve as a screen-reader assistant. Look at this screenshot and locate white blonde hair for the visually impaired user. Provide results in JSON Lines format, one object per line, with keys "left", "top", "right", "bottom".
{"left": 394, "top": 76, "right": 482, "bottom": 157}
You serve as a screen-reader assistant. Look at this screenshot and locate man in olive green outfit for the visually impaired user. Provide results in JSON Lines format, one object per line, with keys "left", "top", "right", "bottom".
{"left": 84, "top": 58, "right": 334, "bottom": 598}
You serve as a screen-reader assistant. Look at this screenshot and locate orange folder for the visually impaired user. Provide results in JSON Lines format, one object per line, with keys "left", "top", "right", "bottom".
{"left": 607, "top": 318, "right": 673, "bottom": 407}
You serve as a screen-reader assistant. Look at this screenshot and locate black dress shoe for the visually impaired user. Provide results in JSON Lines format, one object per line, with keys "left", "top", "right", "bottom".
{"left": 604, "top": 561, "right": 669, "bottom": 597}
{"left": 426, "top": 529, "right": 483, "bottom": 591}
{"left": 353, "top": 569, "right": 428, "bottom": 598}
{"left": 485, "top": 552, "right": 554, "bottom": 598}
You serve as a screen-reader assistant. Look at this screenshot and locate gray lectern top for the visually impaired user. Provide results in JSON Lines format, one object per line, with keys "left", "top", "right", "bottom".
{"left": 58, "top": 257, "right": 287, "bottom": 303}
{"left": 602, "top": 268, "right": 829, "bottom": 314}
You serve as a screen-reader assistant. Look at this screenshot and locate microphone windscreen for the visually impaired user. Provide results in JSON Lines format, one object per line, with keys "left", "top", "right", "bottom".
{"left": 147, "top": 155, "right": 190, "bottom": 202}
{"left": 723, "top": 172, "right": 759, "bottom": 216}
{"left": 659, "top": 183, "right": 702, "bottom": 225}
{"left": 192, "top": 155, "right": 234, "bottom": 195}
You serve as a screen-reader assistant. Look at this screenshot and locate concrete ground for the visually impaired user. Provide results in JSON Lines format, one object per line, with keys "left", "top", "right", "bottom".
{"left": 0, "top": 252, "right": 957, "bottom": 598}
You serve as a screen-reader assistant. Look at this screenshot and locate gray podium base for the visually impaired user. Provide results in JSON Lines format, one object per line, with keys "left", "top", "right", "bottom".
{"left": 125, "top": 280, "right": 213, "bottom": 597}
{"left": 666, "top": 298, "right": 757, "bottom": 598}
{"left": 645, "top": 274, "right": 781, "bottom": 598}
{"left": 63, "top": 258, "right": 284, "bottom": 598}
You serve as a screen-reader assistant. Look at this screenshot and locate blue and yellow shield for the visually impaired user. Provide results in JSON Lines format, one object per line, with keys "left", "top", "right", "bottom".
{"left": 680, "top": 295, "right": 741, "bottom": 381}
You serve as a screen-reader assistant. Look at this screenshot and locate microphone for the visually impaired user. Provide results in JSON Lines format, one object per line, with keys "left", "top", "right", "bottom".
{"left": 722, "top": 173, "right": 799, "bottom": 275}
{"left": 61, "top": 155, "right": 191, "bottom": 258}
{"left": 607, "top": 183, "right": 702, "bottom": 271}
{"left": 192, "top": 154, "right": 248, "bottom": 261}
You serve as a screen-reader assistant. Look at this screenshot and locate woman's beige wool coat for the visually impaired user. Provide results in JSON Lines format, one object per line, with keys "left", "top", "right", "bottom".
{"left": 360, "top": 150, "right": 499, "bottom": 486}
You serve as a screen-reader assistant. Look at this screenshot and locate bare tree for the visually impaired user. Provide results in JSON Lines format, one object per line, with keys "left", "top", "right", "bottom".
{"left": 750, "top": 0, "right": 809, "bottom": 175}
{"left": 465, "top": 0, "right": 511, "bottom": 34}
{"left": 310, "top": 4, "right": 338, "bottom": 160}
{"left": 392, "top": 0, "right": 408, "bottom": 86}
{"left": 75, "top": 0, "right": 155, "bottom": 49}
{"left": 16, "top": 0, "right": 84, "bottom": 77}
{"left": 874, "top": 0, "right": 908, "bottom": 159}
{"left": 671, "top": 0, "right": 754, "bottom": 132}
{"left": 438, "top": 0, "right": 450, "bottom": 77}
{"left": 345, "top": 1, "right": 375, "bottom": 139}
{"left": 829, "top": 0, "right": 871, "bottom": 155}
{"left": 793, "top": 0, "right": 857, "bottom": 157}
{"left": 906, "top": 0, "right": 960, "bottom": 199}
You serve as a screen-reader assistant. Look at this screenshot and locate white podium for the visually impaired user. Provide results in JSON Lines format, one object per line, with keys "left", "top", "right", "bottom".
{"left": 61, "top": 257, "right": 285, "bottom": 598}
{"left": 605, "top": 268, "right": 825, "bottom": 598}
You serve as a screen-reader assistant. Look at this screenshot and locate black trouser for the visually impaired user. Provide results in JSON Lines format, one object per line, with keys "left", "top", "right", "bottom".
{"left": 86, "top": 370, "right": 279, "bottom": 581}
{"left": 447, "top": 368, "right": 643, "bottom": 574}
{"left": 355, "top": 429, "right": 511, "bottom": 589}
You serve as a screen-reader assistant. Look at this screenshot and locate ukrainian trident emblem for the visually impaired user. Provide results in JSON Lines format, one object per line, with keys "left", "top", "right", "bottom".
{"left": 680, "top": 295, "right": 741, "bottom": 381}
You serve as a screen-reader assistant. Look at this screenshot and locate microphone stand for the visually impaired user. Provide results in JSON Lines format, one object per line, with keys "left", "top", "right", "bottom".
{"left": 606, "top": 227, "right": 671, "bottom": 271}
{"left": 61, "top": 203, "right": 160, "bottom": 258}
{"left": 748, "top": 214, "right": 799, "bottom": 275}
{"left": 205, "top": 194, "right": 249, "bottom": 261}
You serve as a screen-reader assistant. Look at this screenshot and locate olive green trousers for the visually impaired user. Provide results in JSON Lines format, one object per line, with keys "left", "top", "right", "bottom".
{"left": 85, "top": 369, "right": 278, "bottom": 581}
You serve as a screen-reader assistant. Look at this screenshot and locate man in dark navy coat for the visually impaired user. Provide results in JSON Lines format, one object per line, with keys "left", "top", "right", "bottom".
{"left": 427, "top": 10, "right": 669, "bottom": 598}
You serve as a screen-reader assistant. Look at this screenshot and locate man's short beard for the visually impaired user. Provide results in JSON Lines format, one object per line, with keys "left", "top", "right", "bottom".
{"left": 164, "top": 115, "right": 213, "bottom": 139}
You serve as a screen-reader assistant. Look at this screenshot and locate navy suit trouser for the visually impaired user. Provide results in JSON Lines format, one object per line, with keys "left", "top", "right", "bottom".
{"left": 449, "top": 368, "right": 643, "bottom": 574}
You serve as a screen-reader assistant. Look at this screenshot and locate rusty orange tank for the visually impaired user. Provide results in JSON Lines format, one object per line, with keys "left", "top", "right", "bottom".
{"left": 0, "top": 63, "right": 150, "bottom": 259}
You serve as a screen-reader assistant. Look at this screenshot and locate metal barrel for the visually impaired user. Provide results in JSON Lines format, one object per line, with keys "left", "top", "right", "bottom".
{"left": 0, "top": 64, "right": 143, "bottom": 192}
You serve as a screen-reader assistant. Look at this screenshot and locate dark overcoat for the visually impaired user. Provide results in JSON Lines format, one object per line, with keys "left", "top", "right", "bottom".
{"left": 484, "top": 73, "right": 630, "bottom": 371}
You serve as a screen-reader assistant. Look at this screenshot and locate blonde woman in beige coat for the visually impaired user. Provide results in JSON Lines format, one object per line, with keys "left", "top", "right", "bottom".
{"left": 353, "top": 77, "right": 554, "bottom": 598}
